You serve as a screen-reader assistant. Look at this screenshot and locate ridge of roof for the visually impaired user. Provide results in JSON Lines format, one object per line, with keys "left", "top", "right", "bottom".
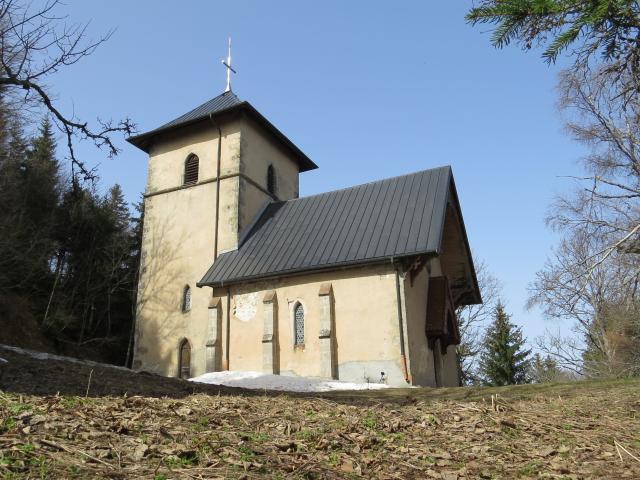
{"left": 278, "top": 165, "right": 452, "bottom": 207}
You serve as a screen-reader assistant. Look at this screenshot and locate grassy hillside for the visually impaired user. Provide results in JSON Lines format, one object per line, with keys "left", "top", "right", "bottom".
{"left": 1, "top": 345, "right": 639, "bottom": 479}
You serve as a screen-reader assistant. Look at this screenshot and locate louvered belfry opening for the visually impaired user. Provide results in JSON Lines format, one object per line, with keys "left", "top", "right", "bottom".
{"left": 184, "top": 154, "right": 199, "bottom": 185}
{"left": 267, "top": 164, "right": 276, "bottom": 195}
{"left": 294, "top": 303, "right": 304, "bottom": 346}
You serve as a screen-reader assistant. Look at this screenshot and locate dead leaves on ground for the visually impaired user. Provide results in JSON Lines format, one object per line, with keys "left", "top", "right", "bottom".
{"left": 1, "top": 385, "right": 639, "bottom": 479}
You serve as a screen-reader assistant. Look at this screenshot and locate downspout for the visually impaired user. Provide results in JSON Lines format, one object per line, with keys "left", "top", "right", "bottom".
{"left": 225, "top": 286, "right": 231, "bottom": 370}
{"left": 209, "top": 114, "right": 227, "bottom": 369}
{"left": 393, "top": 259, "right": 410, "bottom": 384}
{"left": 208, "top": 114, "right": 223, "bottom": 260}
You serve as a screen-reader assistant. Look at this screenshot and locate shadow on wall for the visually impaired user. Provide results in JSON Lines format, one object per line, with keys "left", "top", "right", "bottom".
{"left": 132, "top": 213, "right": 196, "bottom": 378}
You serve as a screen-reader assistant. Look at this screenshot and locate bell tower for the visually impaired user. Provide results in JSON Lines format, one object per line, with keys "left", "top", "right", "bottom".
{"left": 127, "top": 85, "right": 317, "bottom": 377}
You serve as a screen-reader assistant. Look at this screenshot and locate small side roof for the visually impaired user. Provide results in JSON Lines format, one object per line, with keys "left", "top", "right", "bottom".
{"left": 126, "top": 91, "right": 317, "bottom": 172}
{"left": 198, "top": 166, "right": 480, "bottom": 304}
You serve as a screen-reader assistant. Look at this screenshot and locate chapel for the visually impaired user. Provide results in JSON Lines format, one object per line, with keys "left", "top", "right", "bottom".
{"left": 127, "top": 85, "right": 480, "bottom": 387}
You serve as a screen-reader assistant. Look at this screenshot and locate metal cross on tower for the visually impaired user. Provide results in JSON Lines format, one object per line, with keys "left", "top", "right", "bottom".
{"left": 221, "top": 37, "right": 236, "bottom": 92}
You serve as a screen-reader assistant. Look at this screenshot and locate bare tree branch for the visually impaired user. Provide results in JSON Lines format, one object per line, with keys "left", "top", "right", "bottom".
{"left": 0, "top": 0, "right": 135, "bottom": 180}
{"left": 456, "top": 258, "right": 501, "bottom": 384}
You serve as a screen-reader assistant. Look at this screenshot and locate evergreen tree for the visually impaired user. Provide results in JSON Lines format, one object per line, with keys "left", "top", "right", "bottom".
{"left": 0, "top": 109, "right": 141, "bottom": 366}
{"left": 0, "top": 117, "right": 59, "bottom": 295}
{"left": 466, "top": 1, "right": 640, "bottom": 104}
{"left": 479, "top": 302, "right": 531, "bottom": 386}
{"left": 101, "top": 184, "right": 134, "bottom": 341}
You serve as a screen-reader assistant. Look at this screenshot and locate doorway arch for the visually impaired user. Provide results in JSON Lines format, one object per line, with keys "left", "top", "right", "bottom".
{"left": 178, "top": 338, "right": 191, "bottom": 379}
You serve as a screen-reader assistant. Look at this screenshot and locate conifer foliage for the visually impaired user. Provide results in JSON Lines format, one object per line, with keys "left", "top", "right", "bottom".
{"left": 479, "top": 302, "right": 531, "bottom": 386}
{"left": 466, "top": 1, "right": 640, "bottom": 102}
{"left": 0, "top": 107, "right": 141, "bottom": 365}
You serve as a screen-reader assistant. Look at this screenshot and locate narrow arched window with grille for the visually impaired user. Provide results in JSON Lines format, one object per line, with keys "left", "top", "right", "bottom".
{"left": 266, "top": 164, "right": 276, "bottom": 196}
{"left": 182, "top": 285, "right": 191, "bottom": 312}
{"left": 294, "top": 302, "right": 304, "bottom": 346}
{"left": 184, "top": 154, "right": 199, "bottom": 185}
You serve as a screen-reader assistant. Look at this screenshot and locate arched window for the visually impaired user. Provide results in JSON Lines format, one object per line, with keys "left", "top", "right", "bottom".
{"left": 266, "top": 164, "right": 276, "bottom": 196}
{"left": 182, "top": 285, "right": 191, "bottom": 313}
{"left": 178, "top": 339, "right": 191, "bottom": 379}
{"left": 184, "top": 154, "right": 199, "bottom": 185}
{"left": 294, "top": 302, "right": 304, "bottom": 346}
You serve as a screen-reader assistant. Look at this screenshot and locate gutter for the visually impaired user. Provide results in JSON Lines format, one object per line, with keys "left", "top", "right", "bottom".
{"left": 197, "top": 250, "right": 438, "bottom": 288}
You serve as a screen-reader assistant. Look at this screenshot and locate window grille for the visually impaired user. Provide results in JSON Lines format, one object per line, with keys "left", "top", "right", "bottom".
{"left": 184, "top": 154, "right": 199, "bottom": 185}
{"left": 182, "top": 285, "right": 191, "bottom": 312}
{"left": 267, "top": 164, "right": 276, "bottom": 195}
{"left": 294, "top": 303, "right": 304, "bottom": 345}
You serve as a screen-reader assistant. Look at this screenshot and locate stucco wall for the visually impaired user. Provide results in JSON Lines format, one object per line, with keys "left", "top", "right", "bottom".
{"left": 212, "top": 264, "right": 410, "bottom": 387}
{"left": 441, "top": 344, "right": 460, "bottom": 387}
{"left": 134, "top": 114, "right": 304, "bottom": 377}
{"left": 134, "top": 183, "right": 216, "bottom": 376}
{"left": 133, "top": 111, "right": 464, "bottom": 387}
{"left": 403, "top": 266, "right": 437, "bottom": 387}
{"left": 400, "top": 257, "right": 463, "bottom": 388}
{"left": 134, "top": 122, "right": 241, "bottom": 376}
{"left": 146, "top": 120, "right": 242, "bottom": 194}
{"left": 236, "top": 117, "right": 301, "bottom": 238}
{"left": 240, "top": 117, "right": 300, "bottom": 200}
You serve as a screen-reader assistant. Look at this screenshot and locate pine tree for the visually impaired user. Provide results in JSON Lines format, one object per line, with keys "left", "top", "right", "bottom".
{"left": 0, "top": 117, "right": 59, "bottom": 294}
{"left": 479, "top": 302, "right": 531, "bottom": 386}
{"left": 101, "top": 184, "right": 133, "bottom": 341}
{"left": 466, "top": 1, "right": 640, "bottom": 65}
{"left": 25, "top": 117, "right": 60, "bottom": 231}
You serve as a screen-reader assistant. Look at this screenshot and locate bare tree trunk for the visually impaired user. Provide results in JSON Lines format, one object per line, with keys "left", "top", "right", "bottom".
{"left": 106, "top": 287, "right": 112, "bottom": 338}
{"left": 125, "top": 306, "right": 136, "bottom": 368}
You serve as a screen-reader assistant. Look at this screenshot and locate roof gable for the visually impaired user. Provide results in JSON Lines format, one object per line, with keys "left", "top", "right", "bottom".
{"left": 198, "top": 166, "right": 454, "bottom": 288}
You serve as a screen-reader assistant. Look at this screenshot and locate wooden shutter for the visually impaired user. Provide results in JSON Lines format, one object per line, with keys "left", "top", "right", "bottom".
{"left": 426, "top": 276, "right": 460, "bottom": 348}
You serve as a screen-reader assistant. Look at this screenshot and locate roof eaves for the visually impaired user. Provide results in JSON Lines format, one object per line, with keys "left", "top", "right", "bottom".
{"left": 126, "top": 100, "right": 246, "bottom": 152}
{"left": 241, "top": 102, "right": 317, "bottom": 172}
{"left": 196, "top": 250, "right": 438, "bottom": 288}
{"left": 447, "top": 173, "right": 482, "bottom": 306}
{"left": 126, "top": 100, "right": 318, "bottom": 172}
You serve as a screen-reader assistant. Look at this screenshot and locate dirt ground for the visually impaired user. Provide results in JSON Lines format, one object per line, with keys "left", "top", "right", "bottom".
{"left": 1, "top": 345, "right": 640, "bottom": 479}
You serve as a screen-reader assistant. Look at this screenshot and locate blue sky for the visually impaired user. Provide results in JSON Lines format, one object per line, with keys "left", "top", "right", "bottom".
{"left": 45, "top": 1, "right": 584, "bottom": 344}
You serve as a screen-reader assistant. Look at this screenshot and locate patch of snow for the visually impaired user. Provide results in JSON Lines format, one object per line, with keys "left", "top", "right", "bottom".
{"left": 0, "top": 344, "right": 130, "bottom": 371}
{"left": 190, "top": 371, "right": 394, "bottom": 392}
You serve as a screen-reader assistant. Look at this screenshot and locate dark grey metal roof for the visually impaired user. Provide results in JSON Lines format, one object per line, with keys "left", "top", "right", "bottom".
{"left": 127, "top": 91, "right": 317, "bottom": 171}
{"left": 198, "top": 166, "right": 453, "bottom": 287}
{"left": 156, "top": 90, "right": 243, "bottom": 131}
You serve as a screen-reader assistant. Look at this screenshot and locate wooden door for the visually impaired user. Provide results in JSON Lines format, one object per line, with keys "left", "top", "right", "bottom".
{"left": 179, "top": 340, "right": 191, "bottom": 379}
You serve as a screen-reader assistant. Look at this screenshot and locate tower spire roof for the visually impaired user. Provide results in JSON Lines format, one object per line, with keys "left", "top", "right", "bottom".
{"left": 126, "top": 91, "right": 317, "bottom": 172}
